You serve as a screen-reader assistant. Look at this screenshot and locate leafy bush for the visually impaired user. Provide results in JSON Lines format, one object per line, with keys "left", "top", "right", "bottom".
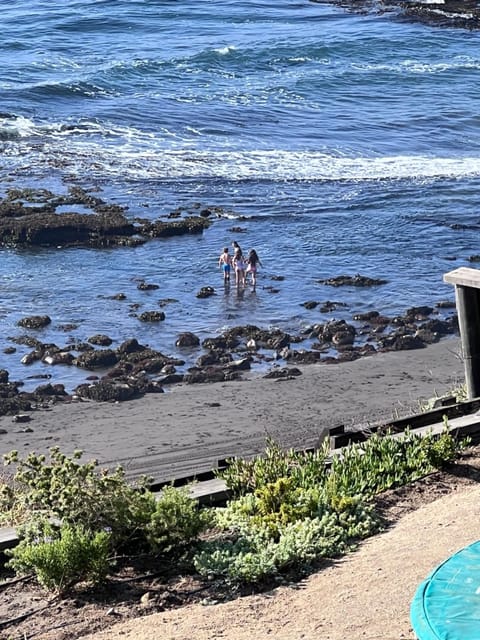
{"left": 146, "top": 485, "right": 211, "bottom": 554}
{"left": 2, "top": 448, "right": 156, "bottom": 548}
{"left": 219, "top": 436, "right": 329, "bottom": 495}
{"left": 325, "top": 426, "right": 468, "bottom": 499}
{"left": 7, "top": 519, "right": 111, "bottom": 593}
{"left": 198, "top": 427, "right": 467, "bottom": 585}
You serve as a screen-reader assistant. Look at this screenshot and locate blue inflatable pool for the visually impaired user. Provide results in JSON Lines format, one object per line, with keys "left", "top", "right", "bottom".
{"left": 411, "top": 540, "right": 480, "bottom": 639}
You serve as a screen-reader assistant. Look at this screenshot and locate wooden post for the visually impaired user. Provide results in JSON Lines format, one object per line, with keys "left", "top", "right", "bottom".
{"left": 444, "top": 267, "right": 480, "bottom": 399}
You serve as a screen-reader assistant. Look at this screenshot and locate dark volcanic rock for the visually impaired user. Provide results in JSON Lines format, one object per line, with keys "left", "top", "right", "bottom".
{"left": 0, "top": 209, "right": 135, "bottom": 247}
{"left": 157, "top": 373, "right": 184, "bottom": 385}
{"left": 319, "top": 300, "right": 348, "bottom": 313}
{"left": 0, "top": 187, "right": 211, "bottom": 248}
{"left": 302, "top": 301, "right": 319, "bottom": 310}
{"left": 176, "top": 332, "right": 200, "bottom": 347}
{"left": 183, "top": 363, "right": 243, "bottom": 383}
{"left": 312, "top": 0, "right": 480, "bottom": 30}
{"left": 282, "top": 349, "right": 322, "bottom": 364}
{"left": 138, "top": 311, "right": 166, "bottom": 322}
{"left": 378, "top": 333, "right": 426, "bottom": 351}
{"left": 263, "top": 367, "right": 302, "bottom": 379}
{"left": 196, "top": 351, "right": 224, "bottom": 367}
{"left": 202, "top": 335, "right": 240, "bottom": 350}
{"left": 404, "top": 306, "right": 434, "bottom": 321}
{"left": 117, "top": 338, "right": 146, "bottom": 354}
{"left": 88, "top": 334, "right": 113, "bottom": 346}
{"left": 353, "top": 311, "right": 380, "bottom": 321}
{"left": 17, "top": 315, "right": 51, "bottom": 329}
{"left": 75, "top": 381, "right": 138, "bottom": 402}
{"left": 42, "top": 351, "right": 75, "bottom": 366}
{"left": 21, "top": 350, "right": 43, "bottom": 365}
{"left": 436, "top": 300, "right": 456, "bottom": 309}
{"left": 75, "top": 349, "right": 119, "bottom": 370}
{"left": 34, "top": 383, "right": 67, "bottom": 396}
{"left": 137, "top": 281, "right": 160, "bottom": 291}
{"left": 196, "top": 286, "right": 216, "bottom": 299}
{"left": 397, "top": 0, "right": 480, "bottom": 29}
{"left": 140, "top": 216, "right": 210, "bottom": 238}
{"left": 318, "top": 274, "right": 387, "bottom": 287}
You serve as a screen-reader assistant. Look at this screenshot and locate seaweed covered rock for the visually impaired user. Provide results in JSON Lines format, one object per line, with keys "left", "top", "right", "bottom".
{"left": 318, "top": 274, "right": 388, "bottom": 287}
{"left": 196, "top": 286, "right": 216, "bottom": 299}
{"left": 176, "top": 332, "right": 200, "bottom": 347}
{"left": 75, "top": 380, "right": 138, "bottom": 402}
{"left": 74, "top": 349, "right": 119, "bottom": 370}
{"left": 0, "top": 187, "right": 212, "bottom": 248}
{"left": 88, "top": 334, "right": 113, "bottom": 346}
{"left": 17, "top": 315, "right": 52, "bottom": 329}
{"left": 138, "top": 311, "right": 166, "bottom": 322}
{"left": 141, "top": 216, "right": 210, "bottom": 238}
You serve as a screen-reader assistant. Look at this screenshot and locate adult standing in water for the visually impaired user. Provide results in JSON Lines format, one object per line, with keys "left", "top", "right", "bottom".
{"left": 246, "top": 248, "right": 262, "bottom": 289}
{"left": 232, "top": 240, "right": 242, "bottom": 259}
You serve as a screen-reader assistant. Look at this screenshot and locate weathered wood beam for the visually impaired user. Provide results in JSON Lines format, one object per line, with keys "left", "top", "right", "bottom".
{"left": 444, "top": 267, "right": 480, "bottom": 399}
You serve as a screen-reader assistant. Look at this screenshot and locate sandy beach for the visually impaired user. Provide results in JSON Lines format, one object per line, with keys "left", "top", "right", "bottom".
{"left": 0, "top": 337, "right": 465, "bottom": 483}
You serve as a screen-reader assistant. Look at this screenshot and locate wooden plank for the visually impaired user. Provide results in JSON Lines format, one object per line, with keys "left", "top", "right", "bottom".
{"left": 188, "top": 478, "right": 228, "bottom": 505}
{"left": 444, "top": 266, "right": 480, "bottom": 289}
{"left": 0, "top": 526, "right": 17, "bottom": 552}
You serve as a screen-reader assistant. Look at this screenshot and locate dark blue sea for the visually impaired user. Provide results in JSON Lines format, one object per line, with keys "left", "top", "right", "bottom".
{"left": 0, "top": 0, "right": 479, "bottom": 391}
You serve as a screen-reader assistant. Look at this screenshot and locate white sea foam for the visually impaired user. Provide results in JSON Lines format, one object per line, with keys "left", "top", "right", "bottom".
{"left": 3, "top": 115, "right": 480, "bottom": 184}
{"left": 18, "top": 139, "right": 480, "bottom": 184}
{"left": 214, "top": 45, "right": 236, "bottom": 55}
{"left": 352, "top": 57, "right": 480, "bottom": 74}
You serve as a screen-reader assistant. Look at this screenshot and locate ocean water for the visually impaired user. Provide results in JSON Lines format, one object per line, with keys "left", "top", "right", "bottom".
{"left": 0, "top": 0, "right": 479, "bottom": 391}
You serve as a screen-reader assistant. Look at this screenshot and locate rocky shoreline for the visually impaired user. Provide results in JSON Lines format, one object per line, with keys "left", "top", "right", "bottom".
{"left": 0, "top": 299, "right": 459, "bottom": 418}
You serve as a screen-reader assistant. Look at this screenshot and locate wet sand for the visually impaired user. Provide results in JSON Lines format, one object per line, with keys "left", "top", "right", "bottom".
{"left": 0, "top": 337, "right": 465, "bottom": 483}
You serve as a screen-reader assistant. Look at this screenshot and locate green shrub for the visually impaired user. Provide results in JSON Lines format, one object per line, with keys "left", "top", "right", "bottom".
{"left": 3, "top": 448, "right": 156, "bottom": 548}
{"left": 7, "top": 519, "right": 111, "bottom": 593}
{"left": 327, "top": 426, "right": 467, "bottom": 498}
{"left": 146, "top": 485, "right": 211, "bottom": 555}
{"left": 218, "top": 436, "right": 329, "bottom": 495}
{"left": 195, "top": 499, "right": 380, "bottom": 585}
{"left": 421, "top": 418, "right": 467, "bottom": 468}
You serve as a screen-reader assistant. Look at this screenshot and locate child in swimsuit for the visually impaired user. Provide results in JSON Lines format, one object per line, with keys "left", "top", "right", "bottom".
{"left": 246, "top": 248, "right": 262, "bottom": 289}
{"left": 218, "top": 247, "right": 232, "bottom": 283}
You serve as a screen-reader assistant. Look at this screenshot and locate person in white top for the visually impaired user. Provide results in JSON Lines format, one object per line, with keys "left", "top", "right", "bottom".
{"left": 233, "top": 248, "right": 246, "bottom": 288}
